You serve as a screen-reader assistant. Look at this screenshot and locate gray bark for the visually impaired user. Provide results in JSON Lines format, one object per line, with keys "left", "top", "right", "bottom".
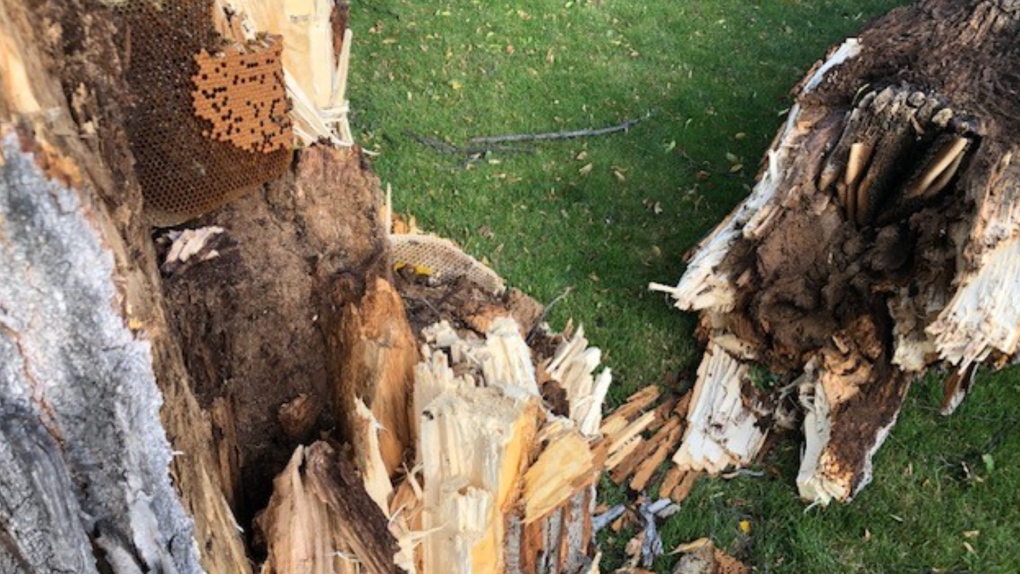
{"left": 0, "top": 129, "right": 202, "bottom": 573}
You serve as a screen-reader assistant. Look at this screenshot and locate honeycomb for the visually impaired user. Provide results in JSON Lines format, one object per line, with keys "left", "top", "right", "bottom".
{"left": 192, "top": 39, "right": 291, "bottom": 154}
{"left": 113, "top": 0, "right": 293, "bottom": 226}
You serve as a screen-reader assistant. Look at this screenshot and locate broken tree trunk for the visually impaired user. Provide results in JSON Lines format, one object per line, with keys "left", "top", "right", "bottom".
{"left": 2, "top": 1, "right": 614, "bottom": 571}
{"left": 653, "top": 0, "right": 1020, "bottom": 505}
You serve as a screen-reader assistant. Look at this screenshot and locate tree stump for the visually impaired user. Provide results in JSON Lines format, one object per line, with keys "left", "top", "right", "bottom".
{"left": 654, "top": 0, "right": 1020, "bottom": 504}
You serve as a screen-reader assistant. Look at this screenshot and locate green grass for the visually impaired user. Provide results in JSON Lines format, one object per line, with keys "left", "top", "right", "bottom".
{"left": 348, "top": 1, "right": 1020, "bottom": 571}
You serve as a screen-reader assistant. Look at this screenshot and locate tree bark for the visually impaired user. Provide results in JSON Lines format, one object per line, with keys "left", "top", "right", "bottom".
{"left": 655, "top": 0, "right": 1020, "bottom": 504}
{"left": 0, "top": 0, "right": 250, "bottom": 570}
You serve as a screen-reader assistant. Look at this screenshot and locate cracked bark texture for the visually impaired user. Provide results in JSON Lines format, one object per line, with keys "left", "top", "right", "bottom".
{"left": 1, "top": 0, "right": 250, "bottom": 571}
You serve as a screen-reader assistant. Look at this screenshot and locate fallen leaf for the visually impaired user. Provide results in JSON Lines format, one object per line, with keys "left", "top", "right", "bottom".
{"left": 664, "top": 140, "right": 677, "bottom": 153}
{"left": 735, "top": 132, "right": 747, "bottom": 140}
{"left": 450, "top": 80, "right": 463, "bottom": 90}
{"left": 738, "top": 520, "right": 751, "bottom": 534}
{"left": 579, "top": 163, "right": 593, "bottom": 176}
{"left": 729, "top": 163, "right": 743, "bottom": 173}
{"left": 575, "top": 150, "right": 588, "bottom": 161}
{"left": 725, "top": 152, "right": 740, "bottom": 164}
{"left": 963, "top": 541, "right": 976, "bottom": 555}
{"left": 863, "top": 528, "right": 872, "bottom": 542}
{"left": 963, "top": 530, "right": 980, "bottom": 539}
{"left": 671, "top": 538, "right": 713, "bottom": 555}
{"left": 546, "top": 48, "right": 555, "bottom": 64}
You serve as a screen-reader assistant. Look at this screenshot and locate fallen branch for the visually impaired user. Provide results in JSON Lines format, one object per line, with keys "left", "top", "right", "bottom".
{"left": 403, "top": 130, "right": 532, "bottom": 158}
{"left": 468, "top": 112, "right": 652, "bottom": 144}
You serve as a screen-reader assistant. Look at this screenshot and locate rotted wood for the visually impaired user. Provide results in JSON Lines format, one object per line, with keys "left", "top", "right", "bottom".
{"left": 655, "top": 0, "right": 1020, "bottom": 504}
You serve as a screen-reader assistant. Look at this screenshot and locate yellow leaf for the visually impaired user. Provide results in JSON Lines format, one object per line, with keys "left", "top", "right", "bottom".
{"left": 579, "top": 163, "right": 593, "bottom": 176}
{"left": 450, "top": 80, "right": 463, "bottom": 90}
{"left": 739, "top": 520, "right": 751, "bottom": 534}
{"left": 963, "top": 530, "right": 980, "bottom": 539}
{"left": 729, "top": 163, "right": 743, "bottom": 173}
{"left": 670, "top": 538, "right": 713, "bottom": 555}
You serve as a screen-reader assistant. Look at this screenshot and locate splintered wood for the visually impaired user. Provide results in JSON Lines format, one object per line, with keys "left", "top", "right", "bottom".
{"left": 601, "top": 386, "right": 702, "bottom": 503}
{"left": 413, "top": 318, "right": 610, "bottom": 574}
{"left": 261, "top": 314, "right": 611, "bottom": 573}
{"left": 652, "top": 0, "right": 1020, "bottom": 506}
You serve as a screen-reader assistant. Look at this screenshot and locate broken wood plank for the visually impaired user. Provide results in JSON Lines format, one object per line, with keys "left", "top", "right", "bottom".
{"left": 601, "top": 385, "right": 662, "bottom": 438}
{"left": 669, "top": 471, "right": 702, "bottom": 504}
{"left": 631, "top": 419, "right": 685, "bottom": 492}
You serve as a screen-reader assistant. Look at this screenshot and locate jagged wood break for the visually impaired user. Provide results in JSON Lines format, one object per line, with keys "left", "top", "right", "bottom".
{"left": 653, "top": 0, "right": 1020, "bottom": 505}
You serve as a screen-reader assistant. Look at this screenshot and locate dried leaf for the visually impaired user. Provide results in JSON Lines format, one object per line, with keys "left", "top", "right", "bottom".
{"left": 670, "top": 538, "right": 713, "bottom": 555}
{"left": 579, "top": 163, "right": 594, "bottom": 176}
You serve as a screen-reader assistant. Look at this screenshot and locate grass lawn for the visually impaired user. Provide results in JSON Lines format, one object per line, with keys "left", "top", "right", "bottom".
{"left": 348, "top": 1, "right": 1020, "bottom": 571}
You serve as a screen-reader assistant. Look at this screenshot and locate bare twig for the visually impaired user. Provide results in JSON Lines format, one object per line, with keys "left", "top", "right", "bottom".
{"left": 403, "top": 131, "right": 532, "bottom": 158}
{"left": 468, "top": 111, "right": 653, "bottom": 144}
{"left": 526, "top": 286, "right": 574, "bottom": 344}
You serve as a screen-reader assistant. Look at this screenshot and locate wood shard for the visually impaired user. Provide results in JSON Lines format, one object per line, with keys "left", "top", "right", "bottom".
{"left": 523, "top": 428, "right": 597, "bottom": 523}
{"left": 258, "top": 442, "right": 398, "bottom": 574}
{"left": 672, "top": 343, "right": 767, "bottom": 475}
{"left": 601, "top": 385, "right": 661, "bottom": 438}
